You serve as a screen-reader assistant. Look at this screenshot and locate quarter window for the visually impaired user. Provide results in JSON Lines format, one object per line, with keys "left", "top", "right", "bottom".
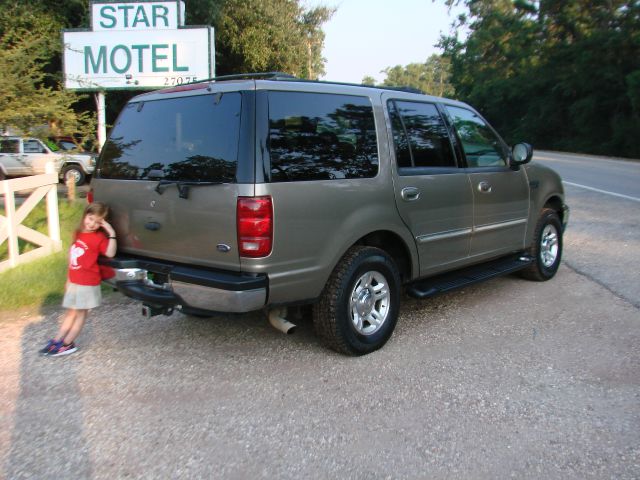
{"left": 445, "top": 106, "right": 507, "bottom": 168}
{"left": 268, "top": 92, "right": 378, "bottom": 181}
{"left": 23, "top": 139, "right": 46, "bottom": 153}
{"left": 388, "top": 100, "right": 456, "bottom": 169}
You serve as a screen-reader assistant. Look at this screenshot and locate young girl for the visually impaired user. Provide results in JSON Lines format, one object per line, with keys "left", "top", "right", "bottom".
{"left": 40, "top": 202, "right": 117, "bottom": 356}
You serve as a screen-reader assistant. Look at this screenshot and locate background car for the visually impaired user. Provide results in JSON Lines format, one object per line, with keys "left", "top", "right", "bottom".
{"left": 48, "top": 135, "right": 95, "bottom": 154}
{"left": 0, "top": 136, "right": 95, "bottom": 185}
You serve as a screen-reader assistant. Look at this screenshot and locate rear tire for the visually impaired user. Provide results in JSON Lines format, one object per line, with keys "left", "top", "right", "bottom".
{"left": 313, "top": 246, "right": 401, "bottom": 355}
{"left": 519, "top": 208, "right": 563, "bottom": 281}
{"left": 61, "top": 164, "right": 86, "bottom": 186}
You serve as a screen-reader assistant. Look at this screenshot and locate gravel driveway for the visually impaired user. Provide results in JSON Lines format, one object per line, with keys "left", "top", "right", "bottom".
{"left": 1, "top": 264, "right": 638, "bottom": 479}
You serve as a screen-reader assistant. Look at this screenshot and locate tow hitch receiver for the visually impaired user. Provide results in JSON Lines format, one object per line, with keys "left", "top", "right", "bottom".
{"left": 141, "top": 304, "right": 174, "bottom": 318}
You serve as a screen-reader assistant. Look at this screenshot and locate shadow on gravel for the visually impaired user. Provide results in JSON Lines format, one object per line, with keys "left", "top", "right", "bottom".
{"left": 4, "top": 309, "right": 92, "bottom": 479}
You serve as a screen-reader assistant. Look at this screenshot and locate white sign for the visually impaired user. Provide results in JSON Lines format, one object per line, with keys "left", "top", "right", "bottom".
{"left": 91, "top": 1, "right": 183, "bottom": 30}
{"left": 63, "top": 1, "right": 214, "bottom": 90}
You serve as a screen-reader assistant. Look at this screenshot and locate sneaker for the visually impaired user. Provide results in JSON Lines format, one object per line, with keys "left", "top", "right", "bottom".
{"left": 49, "top": 342, "right": 78, "bottom": 357}
{"left": 39, "top": 339, "right": 62, "bottom": 355}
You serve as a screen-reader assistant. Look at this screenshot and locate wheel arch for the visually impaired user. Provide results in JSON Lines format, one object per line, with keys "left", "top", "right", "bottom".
{"left": 542, "top": 195, "right": 563, "bottom": 219}
{"left": 61, "top": 161, "right": 87, "bottom": 173}
{"left": 525, "top": 191, "right": 566, "bottom": 248}
{"left": 354, "top": 229, "right": 414, "bottom": 283}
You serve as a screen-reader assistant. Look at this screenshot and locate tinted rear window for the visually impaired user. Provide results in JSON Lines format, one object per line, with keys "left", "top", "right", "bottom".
{"left": 268, "top": 92, "right": 378, "bottom": 181}
{"left": 99, "top": 93, "right": 241, "bottom": 182}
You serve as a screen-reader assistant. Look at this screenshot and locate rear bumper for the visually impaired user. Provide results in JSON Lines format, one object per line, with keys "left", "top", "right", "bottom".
{"left": 101, "top": 255, "right": 267, "bottom": 313}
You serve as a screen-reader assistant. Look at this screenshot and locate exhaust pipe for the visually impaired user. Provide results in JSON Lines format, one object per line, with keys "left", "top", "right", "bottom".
{"left": 268, "top": 308, "right": 297, "bottom": 334}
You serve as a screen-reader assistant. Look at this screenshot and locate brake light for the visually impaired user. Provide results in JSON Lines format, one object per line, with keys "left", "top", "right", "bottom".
{"left": 87, "top": 189, "right": 94, "bottom": 203}
{"left": 237, "top": 196, "right": 273, "bottom": 258}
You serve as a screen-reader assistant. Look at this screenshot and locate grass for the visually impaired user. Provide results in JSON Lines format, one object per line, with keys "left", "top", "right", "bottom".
{"left": 0, "top": 199, "right": 86, "bottom": 311}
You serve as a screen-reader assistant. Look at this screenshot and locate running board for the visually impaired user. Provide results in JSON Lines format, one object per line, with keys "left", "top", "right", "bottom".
{"left": 406, "top": 255, "right": 533, "bottom": 299}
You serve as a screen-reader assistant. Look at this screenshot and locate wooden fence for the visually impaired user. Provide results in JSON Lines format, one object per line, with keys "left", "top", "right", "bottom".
{"left": 0, "top": 163, "right": 62, "bottom": 273}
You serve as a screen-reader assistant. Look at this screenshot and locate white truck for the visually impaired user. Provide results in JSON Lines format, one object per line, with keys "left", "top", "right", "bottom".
{"left": 0, "top": 136, "right": 96, "bottom": 185}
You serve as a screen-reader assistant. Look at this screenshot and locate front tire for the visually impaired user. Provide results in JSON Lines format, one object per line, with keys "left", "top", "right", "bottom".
{"left": 313, "top": 246, "right": 401, "bottom": 355}
{"left": 520, "top": 208, "right": 563, "bottom": 281}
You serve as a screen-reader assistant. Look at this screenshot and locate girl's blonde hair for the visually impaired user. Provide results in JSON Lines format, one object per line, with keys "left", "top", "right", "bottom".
{"left": 75, "top": 202, "right": 110, "bottom": 235}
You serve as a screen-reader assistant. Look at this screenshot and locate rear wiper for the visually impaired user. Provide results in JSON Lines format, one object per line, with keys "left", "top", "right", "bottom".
{"left": 154, "top": 180, "right": 223, "bottom": 199}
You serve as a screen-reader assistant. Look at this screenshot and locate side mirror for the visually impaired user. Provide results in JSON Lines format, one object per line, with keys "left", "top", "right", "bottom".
{"left": 511, "top": 143, "right": 533, "bottom": 167}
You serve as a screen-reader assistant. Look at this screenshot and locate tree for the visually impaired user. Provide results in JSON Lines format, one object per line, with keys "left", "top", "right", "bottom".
{"left": 379, "top": 55, "right": 454, "bottom": 97}
{"left": 362, "top": 55, "right": 454, "bottom": 96}
{"left": 187, "top": 0, "right": 334, "bottom": 78}
{"left": 0, "top": 0, "right": 89, "bottom": 28}
{"left": 361, "top": 76, "right": 377, "bottom": 86}
{"left": 0, "top": 0, "right": 334, "bottom": 137}
{"left": 0, "top": 6, "right": 95, "bottom": 144}
{"left": 440, "top": 0, "right": 640, "bottom": 157}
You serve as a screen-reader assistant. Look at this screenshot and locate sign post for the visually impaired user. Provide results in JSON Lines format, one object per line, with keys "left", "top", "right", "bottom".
{"left": 63, "top": 1, "right": 215, "bottom": 149}
{"left": 94, "top": 91, "right": 106, "bottom": 150}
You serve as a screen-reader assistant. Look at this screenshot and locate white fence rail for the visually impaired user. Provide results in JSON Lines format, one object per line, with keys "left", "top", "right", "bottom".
{"left": 0, "top": 163, "right": 62, "bottom": 273}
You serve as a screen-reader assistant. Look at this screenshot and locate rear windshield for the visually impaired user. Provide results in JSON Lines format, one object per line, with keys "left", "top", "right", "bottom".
{"left": 98, "top": 92, "right": 241, "bottom": 182}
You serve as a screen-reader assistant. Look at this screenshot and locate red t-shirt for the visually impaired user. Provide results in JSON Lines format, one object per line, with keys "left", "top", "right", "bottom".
{"left": 68, "top": 231, "right": 109, "bottom": 286}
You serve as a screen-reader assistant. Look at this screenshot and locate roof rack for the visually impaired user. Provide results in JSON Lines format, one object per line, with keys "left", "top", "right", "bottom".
{"left": 383, "top": 85, "right": 425, "bottom": 94}
{"left": 192, "top": 72, "right": 426, "bottom": 96}
{"left": 197, "top": 72, "right": 298, "bottom": 83}
{"left": 259, "top": 75, "right": 426, "bottom": 95}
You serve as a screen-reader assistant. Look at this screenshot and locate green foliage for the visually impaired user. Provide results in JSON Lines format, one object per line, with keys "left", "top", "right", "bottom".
{"left": 440, "top": 0, "right": 640, "bottom": 158}
{"left": 0, "top": 0, "right": 333, "bottom": 131}
{"left": 187, "top": 0, "right": 334, "bottom": 78}
{"left": 0, "top": 0, "right": 90, "bottom": 28}
{"left": 0, "top": 200, "right": 85, "bottom": 311}
{"left": 0, "top": 6, "right": 96, "bottom": 144}
{"left": 379, "top": 55, "right": 455, "bottom": 97}
{"left": 361, "top": 76, "right": 377, "bottom": 86}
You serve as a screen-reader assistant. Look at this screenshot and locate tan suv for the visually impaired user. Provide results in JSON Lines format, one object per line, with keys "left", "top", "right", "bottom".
{"left": 93, "top": 73, "right": 569, "bottom": 355}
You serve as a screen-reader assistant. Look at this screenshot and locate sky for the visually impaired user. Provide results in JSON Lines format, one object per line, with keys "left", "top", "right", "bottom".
{"left": 305, "top": 0, "right": 463, "bottom": 84}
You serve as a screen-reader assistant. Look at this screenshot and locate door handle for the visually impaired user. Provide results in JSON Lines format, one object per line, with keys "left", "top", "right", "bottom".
{"left": 401, "top": 187, "right": 420, "bottom": 201}
{"left": 478, "top": 181, "right": 492, "bottom": 193}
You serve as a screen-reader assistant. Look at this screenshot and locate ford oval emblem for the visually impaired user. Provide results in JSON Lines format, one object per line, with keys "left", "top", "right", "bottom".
{"left": 145, "top": 221, "right": 161, "bottom": 231}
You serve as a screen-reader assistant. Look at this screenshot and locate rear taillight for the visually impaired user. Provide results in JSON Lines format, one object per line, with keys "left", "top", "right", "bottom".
{"left": 87, "top": 189, "right": 94, "bottom": 203}
{"left": 237, "top": 196, "right": 273, "bottom": 258}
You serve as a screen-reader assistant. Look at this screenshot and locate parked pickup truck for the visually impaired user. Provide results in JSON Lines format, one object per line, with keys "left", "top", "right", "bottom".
{"left": 0, "top": 136, "right": 95, "bottom": 185}
{"left": 92, "top": 73, "right": 569, "bottom": 355}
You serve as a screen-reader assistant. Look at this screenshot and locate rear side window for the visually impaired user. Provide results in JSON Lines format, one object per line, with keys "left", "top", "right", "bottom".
{"left": 268, "top": 92, "right": 378, "bottom": 181}
{"left": 0, "top": 139, "right": 19, "bottom": 153}
{"left": 99, "top": 93, "right": 241, "bottom": 182}
{"left": 388, "top": 100, "right": 456, "bottom": 169}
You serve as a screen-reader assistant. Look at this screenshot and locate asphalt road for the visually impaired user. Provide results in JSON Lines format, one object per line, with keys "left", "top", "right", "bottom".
{"left": 535, "top": 151, "right": 640, "bottom": 308}
{"left": 535, "top": 151, "right": 640, "bottom": 200}
{"left": 0, "top": 153, "right": 638, "bottom": 479}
